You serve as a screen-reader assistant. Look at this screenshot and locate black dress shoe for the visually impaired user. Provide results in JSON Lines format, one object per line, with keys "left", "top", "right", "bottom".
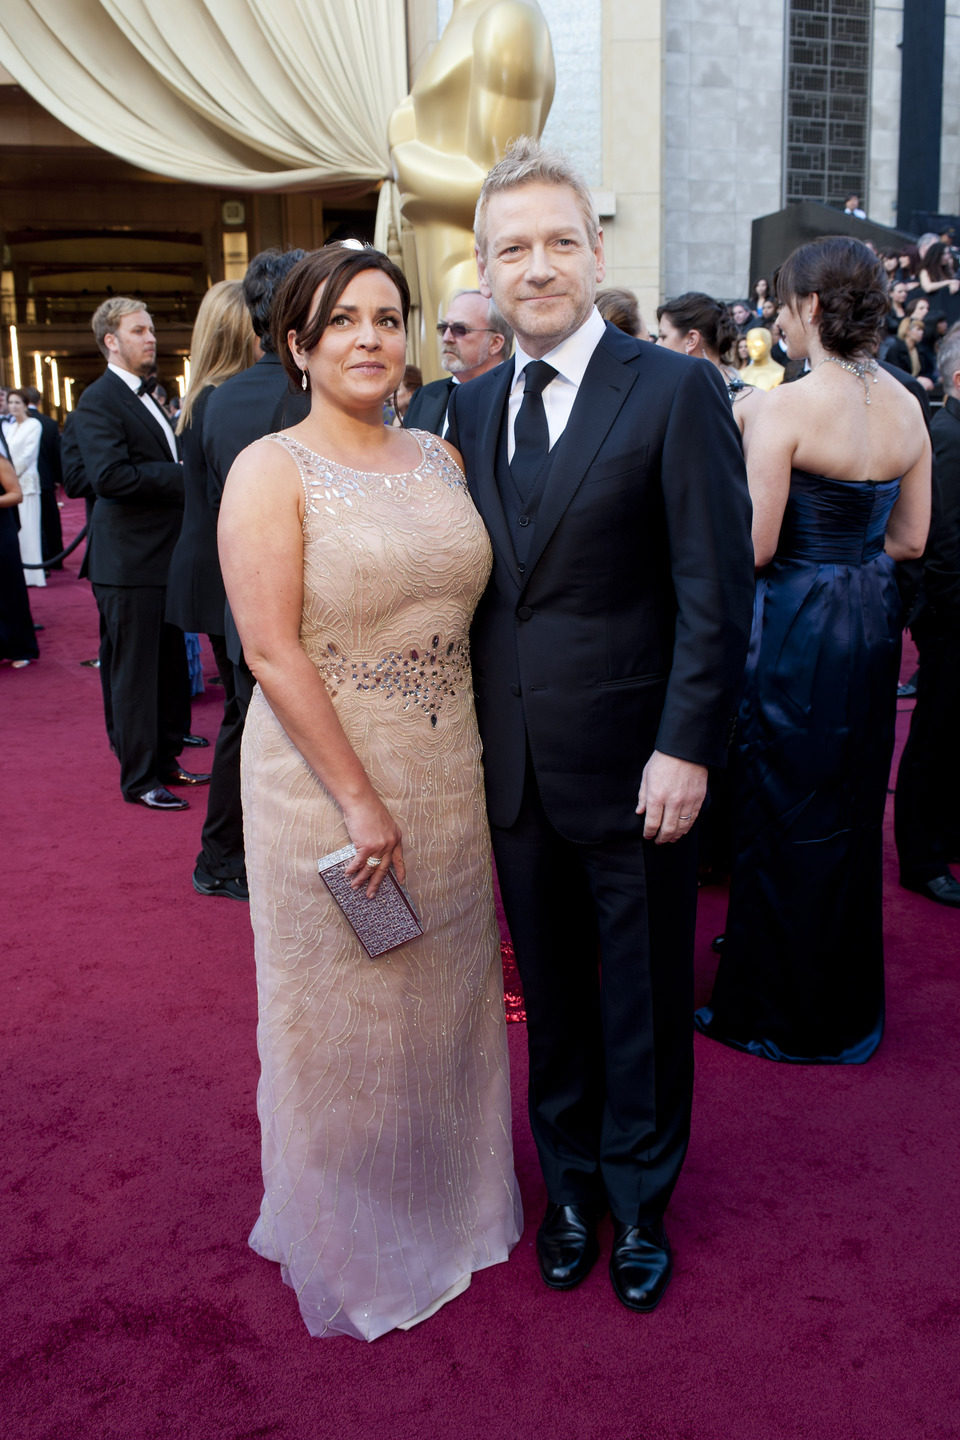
{"left": 135, "top": 786, "right": 189, "bottom": 811}
{"left": 193, "top": 864, "right": 249, "bottom": 902}
{"left": 901, "top": 872, "right": 960, "bottom": 908}
{"left": 161, "top": 766, "right": 212, "bottom": 786}
{"left": 609, "top": 1220, "right": 672, "bottom": 1312}
{"left": 180, "top": 733, "right": 210, "bottom": 748}
{"left": 536, "top": 1203, "right": 600, "bottom": 1290}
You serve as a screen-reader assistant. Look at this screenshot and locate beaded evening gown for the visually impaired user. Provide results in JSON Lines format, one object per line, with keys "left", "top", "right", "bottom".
{"left": 241, "top": 430, "right": 521, "bottom": 1340}
{"left": 696, "top": 469, "right": 903, "bottom": 1064}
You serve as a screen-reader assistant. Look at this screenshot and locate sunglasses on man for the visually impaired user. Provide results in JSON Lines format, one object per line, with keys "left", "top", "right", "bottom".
{"left": 436, "top": 321, "right": 496, "bottom": 338}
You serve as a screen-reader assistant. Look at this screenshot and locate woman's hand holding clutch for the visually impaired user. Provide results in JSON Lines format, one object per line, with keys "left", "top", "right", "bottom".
{"left": 342, "top": 793, "right": 406, "bottom": 897}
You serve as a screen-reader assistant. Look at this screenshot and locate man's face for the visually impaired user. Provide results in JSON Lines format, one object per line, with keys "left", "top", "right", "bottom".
{"left": 477, "top": 182, "right": 604, "bottom": 359}
{"left": 732, "top": 303, "right": 750, "bottom": 327}
{"left": 437, "top": 292, "right": 501, "bottom": 380}
{"left": 105, "top": 309, "right": 157, "bottom": 377}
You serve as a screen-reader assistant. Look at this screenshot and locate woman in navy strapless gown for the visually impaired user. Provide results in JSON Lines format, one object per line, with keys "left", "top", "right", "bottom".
{"left": 696, "top": 237, "right": 931, "bottom": 1063}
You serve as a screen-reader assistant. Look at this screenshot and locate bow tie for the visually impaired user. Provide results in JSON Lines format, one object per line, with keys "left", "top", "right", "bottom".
{"left": 137, "top": 375, "right": 158, "bottom": 397}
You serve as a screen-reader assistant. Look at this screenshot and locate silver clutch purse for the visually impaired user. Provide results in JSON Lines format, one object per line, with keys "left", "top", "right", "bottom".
{"left": 317, "top": 844, "right": 424, "bottom": 959}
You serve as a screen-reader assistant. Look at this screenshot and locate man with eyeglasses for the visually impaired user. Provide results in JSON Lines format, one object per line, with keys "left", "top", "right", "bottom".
{"left": 404, "top": 289, "right": 512, "bottom": 435}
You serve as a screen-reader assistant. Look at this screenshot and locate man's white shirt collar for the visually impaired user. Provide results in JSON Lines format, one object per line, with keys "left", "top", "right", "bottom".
{"left": 108, "top": 362, "right": 144, "bottom": 392}
{"left": 507, "top": 307, "right": 606, "bottom": 457}
{"left": 511, "top": 306, "right": 606, "bottom": 390}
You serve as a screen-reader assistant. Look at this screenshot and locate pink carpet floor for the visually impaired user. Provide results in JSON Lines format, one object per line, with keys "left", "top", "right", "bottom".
{"left": 2, "top": 499, "right": 959, "bottom": 1439}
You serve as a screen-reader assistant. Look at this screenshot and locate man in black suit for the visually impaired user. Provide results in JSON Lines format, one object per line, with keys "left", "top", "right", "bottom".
{"left": 185, "top": 248, "right": 309, "bottom": 897}
{"left": 404, "top": 289, "right": 512, "bottom": 435}
{"left": 895, "top": 321, "right": 960, "bottom": 904}
{"left": 448, "top": 139, "right": 754, "bottom": 1312}
{"left": 72, "top": 297, "right": 202, "bottom": 810}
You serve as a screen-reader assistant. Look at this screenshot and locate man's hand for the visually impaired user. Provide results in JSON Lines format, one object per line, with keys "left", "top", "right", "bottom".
{"left": 636, "top": 751, "right": 708, "bottom": 844}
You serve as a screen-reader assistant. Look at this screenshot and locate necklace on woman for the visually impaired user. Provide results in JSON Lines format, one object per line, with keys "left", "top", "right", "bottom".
{"left": 816, "top": 354, "right": 880, "bottom": 404}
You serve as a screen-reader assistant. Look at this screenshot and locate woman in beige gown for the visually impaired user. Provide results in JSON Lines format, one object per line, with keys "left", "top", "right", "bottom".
{"left": 219, "top": 244, "right": 521, "bottom": 1342}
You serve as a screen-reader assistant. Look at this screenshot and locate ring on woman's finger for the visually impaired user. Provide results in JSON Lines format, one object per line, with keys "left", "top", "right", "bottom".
{"left": 366, "top": 856, "right": 382, "bottom": 869}
{"left": 679, "top": 814, "right": 693, "bottom": 822}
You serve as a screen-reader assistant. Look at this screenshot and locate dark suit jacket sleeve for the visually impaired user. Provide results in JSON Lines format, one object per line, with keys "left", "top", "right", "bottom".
{"left": 73, "top": 385, "right": 183, "bottom": 506}
{"left": 654, "top": 360, "right": 755, "bottom": 766}
{"left": 60, "top": 416, "right": 92, "bottom": 499}
{"left": 927, "top": 404, "right": 960, "bottom": 627}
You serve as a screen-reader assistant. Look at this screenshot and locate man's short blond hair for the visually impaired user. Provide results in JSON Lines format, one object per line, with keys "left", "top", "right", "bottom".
{"left": 474, "top": 136, "right": 599, "bottom": 259}
{"left": 91, "top": 297, "right": 150, "bottom": 359}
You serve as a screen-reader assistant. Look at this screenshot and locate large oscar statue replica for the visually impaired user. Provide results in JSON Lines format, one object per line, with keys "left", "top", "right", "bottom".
{"left": 388, "top": 0, "right": 555, "bottom": 379}
{"left": 741, "top": 327, "right": 785, "bottom": 390}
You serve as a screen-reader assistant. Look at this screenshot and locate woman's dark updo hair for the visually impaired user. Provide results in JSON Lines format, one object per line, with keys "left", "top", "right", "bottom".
{"left": 273, "top": 243, "right": 411, "bottom": 391}
{"left": 774, "top": 236, "right": 888, "bottom": 358}
{"left": 656, "top": 291, "right": 738, "bottom": 361}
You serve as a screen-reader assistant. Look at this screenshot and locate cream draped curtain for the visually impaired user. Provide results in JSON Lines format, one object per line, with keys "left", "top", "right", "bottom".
{"left": 0, "top": 0, "right": 407, "bottom": 192}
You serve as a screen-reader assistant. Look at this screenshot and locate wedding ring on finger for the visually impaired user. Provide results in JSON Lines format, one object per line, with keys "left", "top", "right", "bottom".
{"left": 366, "top": 856, "right": 383, "bottom": 869}
{"left": 679, "top": 814, "right": 694, "bottom": 822}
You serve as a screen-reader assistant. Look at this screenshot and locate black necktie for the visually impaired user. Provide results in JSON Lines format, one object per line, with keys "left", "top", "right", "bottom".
{"left": 511, "top": 361, "right": 557, "bottom": 499}
{"left": 137, "top": 375, "right": 158, "bottom": 397}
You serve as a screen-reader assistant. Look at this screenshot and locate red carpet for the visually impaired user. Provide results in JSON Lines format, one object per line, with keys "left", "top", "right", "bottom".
{"left": 3, "top": 499, "right": 959, "bottom": 1439}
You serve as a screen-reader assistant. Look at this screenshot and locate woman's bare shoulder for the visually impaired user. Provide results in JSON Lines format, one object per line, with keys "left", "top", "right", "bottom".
{"left": 222, "top": 434, "right": 303, "bottom": 513}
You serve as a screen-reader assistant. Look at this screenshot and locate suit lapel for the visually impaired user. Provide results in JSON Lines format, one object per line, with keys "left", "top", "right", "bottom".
{"left": 466, "top": 363, "right": 521, "bottom": 588}
{"left": 520, "top": 338, "right": 638, "bottom": 583}
{"left": 431, "top": 378, "right": 454, "bottom": 433}
{"left": 109, "top": 371, "right": 178, "bottom": 458}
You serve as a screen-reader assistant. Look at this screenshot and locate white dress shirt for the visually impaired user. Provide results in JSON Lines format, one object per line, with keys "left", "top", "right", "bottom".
{"left": 507, "top": 307, "right": 607, "bottom": 460}
{"left": 108, "top": 363, "right": 179, "bottom": 461}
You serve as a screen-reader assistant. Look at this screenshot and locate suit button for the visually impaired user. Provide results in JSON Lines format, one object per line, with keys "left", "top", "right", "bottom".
{"left": 518, "top": 514, "right": 530, "bottom": 527}
{"left": 517, "top": 605, "right": 533, "bottom": 621}
{"left": 517, "top": 562, "right": 526, "bottom": 574}
{"left": 510, "top": 684, "right": 521, "bottom": 697}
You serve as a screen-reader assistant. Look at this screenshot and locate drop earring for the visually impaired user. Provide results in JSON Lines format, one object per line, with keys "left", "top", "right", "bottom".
{"left": 301, "top": 369, "right": 308, "bottom": 391}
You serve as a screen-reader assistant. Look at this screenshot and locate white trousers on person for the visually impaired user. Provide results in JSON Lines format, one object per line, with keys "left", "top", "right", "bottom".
{"left": 17, "top": 492, "right": 46, "bottom": 588}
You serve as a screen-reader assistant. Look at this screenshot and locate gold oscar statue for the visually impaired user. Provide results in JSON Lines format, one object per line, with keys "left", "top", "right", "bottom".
{"left": 389, "top": 0, "right": 555, "bottom": 379}
{"left": 741, "top": 327, "right": 785, "bottom": 391}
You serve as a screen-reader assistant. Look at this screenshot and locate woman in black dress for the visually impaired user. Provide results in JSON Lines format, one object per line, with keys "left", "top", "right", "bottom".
{"left": 696, "top": 237, "right": 931, "bottom": 1064}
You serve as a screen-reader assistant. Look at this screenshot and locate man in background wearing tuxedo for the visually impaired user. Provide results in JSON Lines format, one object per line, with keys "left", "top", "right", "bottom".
{"left": 184, "top": 248, "right": 309, "bottom": 898}
{"left": 448, "top": 139, "right": 754, "bottom": 1313}
{"left": 404, "top": 289, "right": 512, "bottom": 436}
{"left": 72, "top": 298, "right": 204, "bottom": 811}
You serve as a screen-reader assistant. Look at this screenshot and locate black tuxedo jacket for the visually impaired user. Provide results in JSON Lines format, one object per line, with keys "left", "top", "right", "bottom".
{"left": 448, "top": 323, "right": 755, "bottom": 841}
{"left": 72, "top": 369, "right": 183, "bottom": 587}
{"left": 403, "top": 376, "right": 454, "bottom": 436}
{"left": 927, "top": 394, "right": 960, "bottom": 630}
{"left": 201, "top": 351, "right": 309, "bottom": 508}
{"left": 201, "top": 350, "right": 309, "bottom": 663}
{"left": 28, "top": 407, "right": 62, "bottom": 492}
{"left": 165, "top": 385, "right": 225, "bottom": 635}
